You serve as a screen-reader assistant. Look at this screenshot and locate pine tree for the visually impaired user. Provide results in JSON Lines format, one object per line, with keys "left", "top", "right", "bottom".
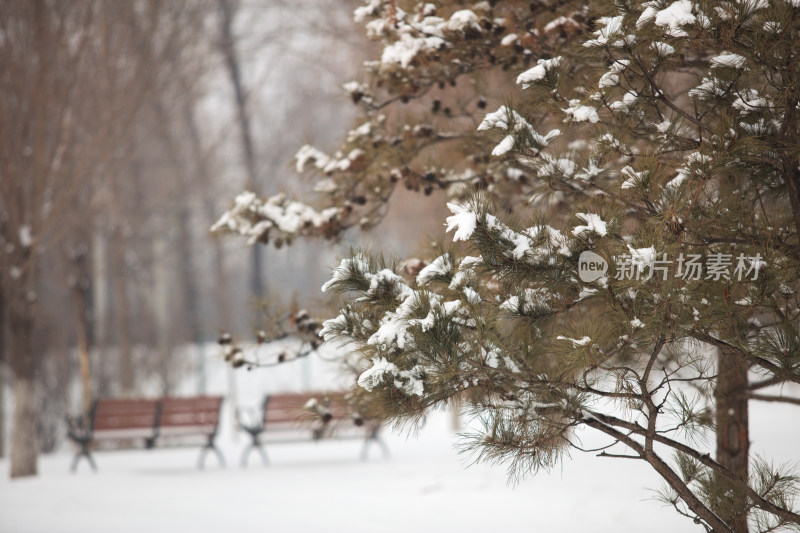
{"left": 215, "top": 1, "right": 800, "bottom": 531}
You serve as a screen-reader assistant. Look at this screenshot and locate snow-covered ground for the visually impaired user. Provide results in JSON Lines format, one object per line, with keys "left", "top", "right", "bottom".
{"left": 1, "top": 345, "right": 798, "bottom": 532}
{"left": 0, "top": 410, "right": 684, "bottom": 533}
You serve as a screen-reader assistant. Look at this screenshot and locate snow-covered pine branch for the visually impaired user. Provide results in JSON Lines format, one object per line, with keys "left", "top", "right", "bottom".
{"left": 218, "top": 1, "right": 800, "bottom": 530}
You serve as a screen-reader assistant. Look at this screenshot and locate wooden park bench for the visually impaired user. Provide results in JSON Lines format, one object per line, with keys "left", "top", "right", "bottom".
{"left": 67, "top": 396, "right": 224, "bottom": 472}
{"left": 237, "top": 392, "right": 388, "bottom": 467}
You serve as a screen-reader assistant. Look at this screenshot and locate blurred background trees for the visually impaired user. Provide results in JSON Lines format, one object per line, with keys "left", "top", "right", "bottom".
{"left": 0, "top": 0, "right": 383, "bottom": 478}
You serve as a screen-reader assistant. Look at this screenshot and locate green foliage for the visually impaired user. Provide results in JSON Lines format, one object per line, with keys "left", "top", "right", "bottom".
{"left": 220, "top": 0, "right": 800, "bottom": 530}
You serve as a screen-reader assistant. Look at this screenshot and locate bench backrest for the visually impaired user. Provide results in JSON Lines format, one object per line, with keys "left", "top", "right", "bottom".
{"left": 263, "top": 392, "right": 354, "bottom": 425}
{"left": 90, "top": 396, "right": 223, "bottom": 440}
{"left": 158, "top": 396, "right": 223, "bottom": 437}
{"left": 263, "top": 393, "right": 317, "bottom": 425}
{"left": 92, "top": 399, "right": 160, "bottom": 439}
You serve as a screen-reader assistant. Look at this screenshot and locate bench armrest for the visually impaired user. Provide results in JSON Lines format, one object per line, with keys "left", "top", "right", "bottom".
{"left": 65, "top": 414, "right": 92, "bottom": 443}
{"left": 236, "top": 406, "right": 263, "bottom": 433}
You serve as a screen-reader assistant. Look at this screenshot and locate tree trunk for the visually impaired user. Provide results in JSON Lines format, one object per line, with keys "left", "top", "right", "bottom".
{"left": 177, "top": 205, "right": 205, "bottom": 394}
{"left": 0, "top": 360, "right": 4, "bottom": 461}
{"left": 92, "top": 226, "right": 111, "bottom": 398}
{"left": 218, "top": 0, "right": 266, "bottom": 304}
{"left": 71, "top": 282, "right": 92, "bottom": 418}
{"left": 715, "top": 348, "right": 750, "bottom": 533}
{"left": 0, "top": 286, "right": 6, "bottom": 459}
{"left": 65, "top": 241, "right": 94, "bottom": 418}
{"left": 155, "top": 100, "right": 205, "bottom": 395}
{"left": 152, "top": 233, "right": 173, "bottom": 396}
{"left": 451, "top": 393, "right": 462, "bottom": 431}
{"left": 8, "top": 293, "right": 38, "bottom": 478}
{"left": 183, "top": 98, "right": 239, "bottom": 430}
{"left": 111, "top": 233, "right": 134, "bottom": 397}
{"left": 250, "top": 249, "right": 265, "bottom": 306}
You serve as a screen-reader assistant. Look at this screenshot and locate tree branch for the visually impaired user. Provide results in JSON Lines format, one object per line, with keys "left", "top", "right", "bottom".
{"left": 748, "top": 393, "right": 800, "bottom": 407}
{"left": 584, "top": 410, "right": 800, "bottom": 525}
{"left": 582, "top": 415, "right": 734, "bottom": 533}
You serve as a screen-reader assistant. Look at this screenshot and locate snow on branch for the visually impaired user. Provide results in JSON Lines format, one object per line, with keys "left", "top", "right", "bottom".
{"left": 478, "top": 105, "right": 561, "bottom": 156}
{"left": 211, "top": 191, "right": 342, "bottom": 245}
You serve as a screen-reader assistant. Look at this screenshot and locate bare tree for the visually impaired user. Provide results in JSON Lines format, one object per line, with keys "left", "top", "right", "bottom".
{"left": 218, "top": 0, "right": 267, "bottom": 306}
{"left": 0, "top": 0, "right": 207, "bottom": 477}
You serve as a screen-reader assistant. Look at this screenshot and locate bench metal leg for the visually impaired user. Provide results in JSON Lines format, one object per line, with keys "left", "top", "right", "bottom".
{"left": 240, "top": 428, "right": 268, "bottom": 468}
{"left": 376, "top": 436, "right": 390, "bottom": 459}
{"left": 198, "top": 439, "right": 226, "bottom": 470}
{"left": 240, "top": 442, "right": 269, "bottom": 467}
{"left": 360, "top": 435, "right": 390, "bottom": 461}
{"left": 256, "top": 444, "right": 269, "bottom": 466}
{"left": 70, "top": 449, "right": 97, "bottom": 473}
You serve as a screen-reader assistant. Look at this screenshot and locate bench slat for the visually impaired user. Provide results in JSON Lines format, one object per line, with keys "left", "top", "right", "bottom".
{"left": 92, "top": 399, "right": 159, "bottom": 432}
{"left": 261, "top": 392, "right": 372, "bottom": 430}
{"left": 160, "top": 396, "right": 223, "bottom": 434}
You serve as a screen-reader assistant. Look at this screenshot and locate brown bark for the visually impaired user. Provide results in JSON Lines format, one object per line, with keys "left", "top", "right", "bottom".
{"left": 71, "top": 278, "right": 92, "bottom": 418}
{"left": 586, "top": 408, "right": 800, "bottom": 525}
{"left": 0, "top": 366, "right": 4, "bottom": 460}
{"left": 111, "top": 230, "right": 134, "bottom": 397}
{"left": 8, "top": 288, "right": 38, "bottom": 478}
{"left": 451, "top": 393, "right": 462, "bottom": 431}
{"left": 218, "top": 0, "right": 265, "bottom": 303}
{"left": 182, "top": 98, "right": 236, "bottom": 414}
{"left": 92, "top": 226, "right": 111, "bottom": 398}
{"left": 715, "top": 348, "right": 750, "bottom": 533}
{"left": 154, "top": 100, "right": 205, "bottom": 393}
{"left": 0, "top": 286, "right": 6, "bottom": 459}
{"left": 583, "top": 415, "right": 735, "bottom": 533}
{"left": 152, "top": 233, "right": 173, "bottom": 396}
{"left": 176, "top": 179, "right": 205, "bottom": 394}
{"left": 777, "top": 80, "right": 800, "bottom": 240}
{"left": 182, "top": 101, "right": 234, "bottom": 332}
